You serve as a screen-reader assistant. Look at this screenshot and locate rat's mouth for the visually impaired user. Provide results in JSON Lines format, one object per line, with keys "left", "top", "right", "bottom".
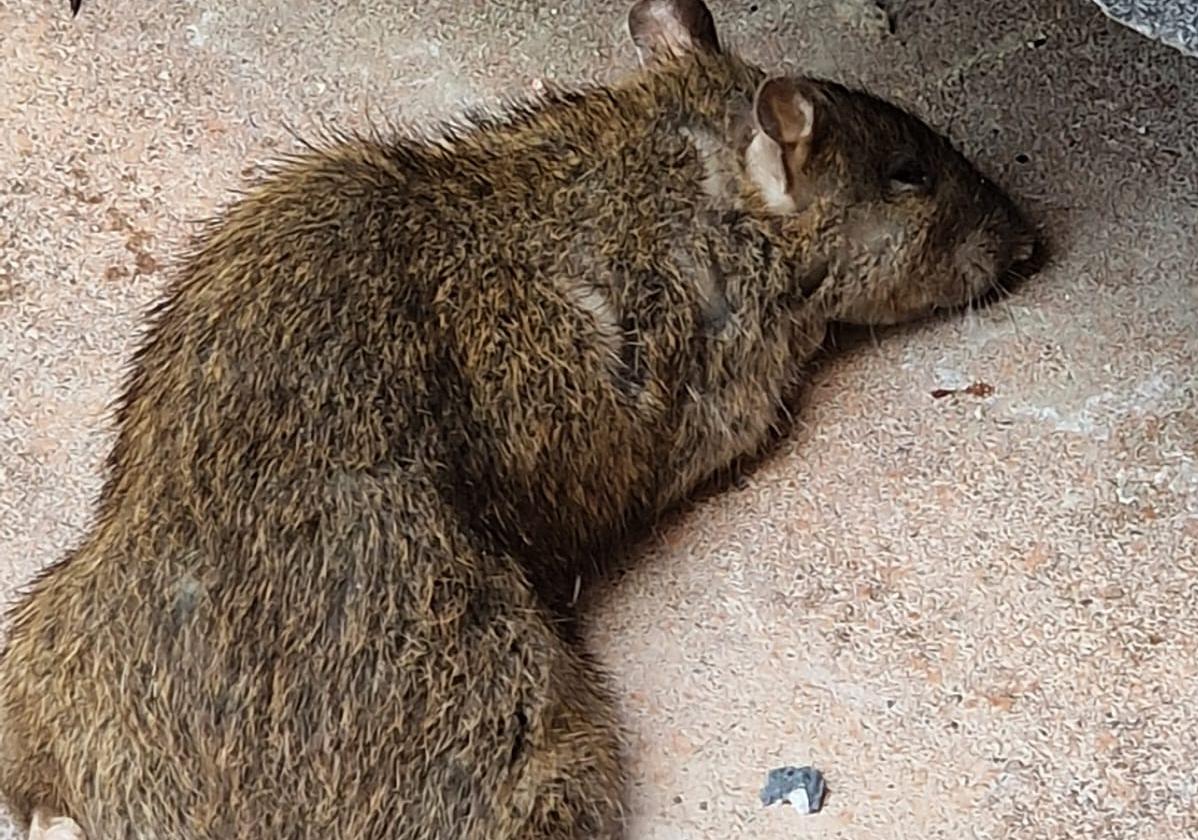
{"left": 969, "top": 232, "right": 1047, "bottom": 311}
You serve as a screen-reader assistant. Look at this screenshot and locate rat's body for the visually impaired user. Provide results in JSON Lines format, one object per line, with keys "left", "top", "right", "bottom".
{"left": 0, "top": 2, "right": 1036, "bottom": 838}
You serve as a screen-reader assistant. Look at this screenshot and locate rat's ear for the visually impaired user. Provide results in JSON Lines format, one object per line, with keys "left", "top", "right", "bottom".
{"left": 755, "top": 78, "right": 815, "bottom": 150}
{"left": 628, "top": 0, "right": 721, "bottom": 66}
{"left": 744, "top": 77, "right": 817, "bottom": 213}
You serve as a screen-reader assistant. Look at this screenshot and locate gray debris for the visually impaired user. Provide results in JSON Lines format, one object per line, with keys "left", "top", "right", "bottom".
{"left": 759, "top": 765, "right": 827, "bottom": 815}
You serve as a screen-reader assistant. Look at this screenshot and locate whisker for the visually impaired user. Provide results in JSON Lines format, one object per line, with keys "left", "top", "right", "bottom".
{"left": 960, "top": 272, "right": 977, "bottom": 342}
{"left": 999, "top": 298, "right": 1029, "bottom": 356}
{"left": 825, "top": 326, "right": 839, "bottom": 352}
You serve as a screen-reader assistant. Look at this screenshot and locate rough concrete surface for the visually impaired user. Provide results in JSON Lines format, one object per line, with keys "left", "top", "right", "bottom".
{"left": 1, "top": 0, "right": 1196, "bottom": 837}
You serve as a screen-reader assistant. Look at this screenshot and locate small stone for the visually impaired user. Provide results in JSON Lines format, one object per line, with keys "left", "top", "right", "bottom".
{"left": 760, "top": 765, "right": 826, "bottom": 815}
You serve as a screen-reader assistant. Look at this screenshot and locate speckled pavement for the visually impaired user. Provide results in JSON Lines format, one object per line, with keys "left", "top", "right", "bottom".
{"left": 2, "top": 1, "right": 1196, "bottom": 838}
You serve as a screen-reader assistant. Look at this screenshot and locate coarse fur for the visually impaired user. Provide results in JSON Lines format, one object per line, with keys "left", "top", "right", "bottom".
{"left": 1, "top": 1, "right": 1037, "bottom": 838}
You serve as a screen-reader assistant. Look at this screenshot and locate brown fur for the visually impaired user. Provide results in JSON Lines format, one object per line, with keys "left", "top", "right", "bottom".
{"left": 0, "top": 2, "right": 1036, "bottom": 837}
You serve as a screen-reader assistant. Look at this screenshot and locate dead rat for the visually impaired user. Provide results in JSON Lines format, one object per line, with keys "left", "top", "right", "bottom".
{"left": 1, "top": 1, "right": 1037, "bottom": 837}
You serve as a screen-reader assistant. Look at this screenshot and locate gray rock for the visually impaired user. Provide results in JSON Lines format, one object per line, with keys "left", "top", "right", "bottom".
{"left": 759, "top": 765, "right": 827, "bottom": 815}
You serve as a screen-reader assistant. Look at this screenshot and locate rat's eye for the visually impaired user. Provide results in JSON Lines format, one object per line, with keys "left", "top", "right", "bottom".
{"left": 886, "top": 161, "right": 933, "bottom": 194}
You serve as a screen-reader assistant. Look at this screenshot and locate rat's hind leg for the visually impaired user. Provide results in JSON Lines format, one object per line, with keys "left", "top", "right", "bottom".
{"left": 505, "top": 649, "right": 626, "bottom": 840}
{"left": 28, "top": 809, "right": 86, "bottom": 840}
{"left": 0, "top": 651, "right": 88, "bottom": 840}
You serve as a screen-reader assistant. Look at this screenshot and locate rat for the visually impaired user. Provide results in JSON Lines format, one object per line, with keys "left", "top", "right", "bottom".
{"left": 1, "top": 1, "right": 1036, "bottom": 837}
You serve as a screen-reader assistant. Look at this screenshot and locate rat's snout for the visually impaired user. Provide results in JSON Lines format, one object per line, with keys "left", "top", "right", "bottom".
{"left": 947, "top": 193, "right": 1038, "bottom": 310}
{"left": 994, "top": 198, "right": 1043, "bottom": 288}
{"left": 954, "top": 192, "right": 1041, "bottom": 313}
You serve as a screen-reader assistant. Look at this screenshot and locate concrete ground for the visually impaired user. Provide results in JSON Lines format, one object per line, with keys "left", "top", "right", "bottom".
{"left": 2, "top": 0, "right": 1196, "bottom": 837}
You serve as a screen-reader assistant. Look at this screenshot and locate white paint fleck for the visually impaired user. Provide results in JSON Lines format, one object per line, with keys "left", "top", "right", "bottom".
{"left": 786, "top": 786, "right": 814, "bottom": 814}
{"left": 932, "top": 366, "right": 971, "bottom": 390}
{"left": 1004, "top": 371, "right": 1189, "bottom": 440}
{"left": 185, "top": 11, "right": 215, "bottom": 48}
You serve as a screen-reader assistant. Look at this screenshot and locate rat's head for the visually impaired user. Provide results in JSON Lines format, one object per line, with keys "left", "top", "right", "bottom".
{"left": 743, "top": 77, "right": 1038, "bottom": 325}
{"left": 628, "top": 0, "right": 1039, "bottom": 326}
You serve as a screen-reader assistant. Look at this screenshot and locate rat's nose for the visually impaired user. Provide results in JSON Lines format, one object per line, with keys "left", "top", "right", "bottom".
{"left": 1011, "top": 238, "right": 1035, "bottom": 266}
{"left": 999, "top": 200, "right": 1041, "bottom": 277}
